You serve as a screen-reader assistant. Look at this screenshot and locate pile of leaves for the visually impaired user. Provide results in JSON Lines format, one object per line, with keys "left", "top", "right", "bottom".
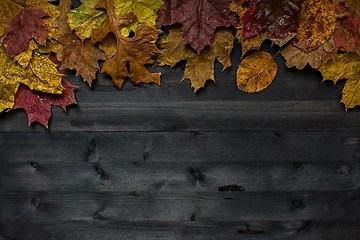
{"left": 0, "top": 0, "right": 359, "bottom": 128}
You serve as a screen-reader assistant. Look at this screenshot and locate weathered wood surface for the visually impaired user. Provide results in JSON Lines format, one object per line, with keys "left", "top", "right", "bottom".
{"left": 1, "top": 0, "right": 360, "bottom": 238}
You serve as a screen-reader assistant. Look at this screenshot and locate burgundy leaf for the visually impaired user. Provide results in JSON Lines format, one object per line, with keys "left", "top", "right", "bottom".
{"left": 3, "top": 7, "right": 48, "bottom": 56}
{"left": 14, "top": 79, "right": 78, "bottom": 128}
{"left": 156, "top": 0, "right": 237, "bottom": 54}
{"left": 242, "top": 0, "right": 303, "bottom": 39}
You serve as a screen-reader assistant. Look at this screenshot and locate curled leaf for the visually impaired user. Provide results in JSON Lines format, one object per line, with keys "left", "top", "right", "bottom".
{"left": 236, "top": 51, "right": 277, "bottom": 93}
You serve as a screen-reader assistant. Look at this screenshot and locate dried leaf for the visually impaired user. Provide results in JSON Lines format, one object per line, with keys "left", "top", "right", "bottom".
{"left": 293, "top": 0, "right": 337, "bottom": 53}
{"left": 0, "top": 0, "right": 26, "bottom": 40}
{"left": 281, "top": 37, "right": 335, "bottom": 69}
{"left": 242, "top": 0, "right": 303, "bottom": 39}
{"left": 334, "top": 15, "right": 360, "bottom": 53}
{"left": 156, "top": 0, "right": 237, "bottom": 54}
{"left": 0, "top": 45, "right": 63, "bottom": 112}
{"left": 236, "top": 51, "right": 277, "bottom": 93}
{"left": 91, "top": 0, "right": 161, "bottom": 89}
{"left": 334, "top": 0, "right": 360, "bottom": 15}
{"left": 157, "top": 27, "right": 234, "bottom": 92}
{"left": 229, "top": 0, "right": 269, "bottom": 56}
{"left": 318, "top": 52, "right": 360, "bottom": 110}
{"left": 114, "top": 0, "right": 163, "bottom": 37}
{"left": 14, "top": 79, "right": 77, "bottom": 128}
{"left": 55, "top": 0, "right": 107, "bottom": 86}
{"left": 3, "top": 7, "right": 48, "bottom": 56}
{"left": 67, "top": 0, "right": 106, "bottom": 41}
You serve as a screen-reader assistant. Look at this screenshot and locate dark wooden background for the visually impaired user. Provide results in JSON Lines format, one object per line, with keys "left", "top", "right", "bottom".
{"left": 1, "top": 2, "right": 360, "bottom": 238}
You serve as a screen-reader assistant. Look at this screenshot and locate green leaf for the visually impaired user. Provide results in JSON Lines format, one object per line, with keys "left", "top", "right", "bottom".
{"left": 67, "top": 0, "right": 106, "bottom": 41}
{"left": 114, "top": 0, "right": 163, "bottom": 37}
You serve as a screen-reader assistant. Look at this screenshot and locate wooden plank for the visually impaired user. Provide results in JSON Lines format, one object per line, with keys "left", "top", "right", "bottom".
{"left": 1, "top": 191, "right": 359, "bottom": 222}
{"left": 2, "top": 220, "right": 360, "bottom": 240}
{"left": 1, "top": 131, "right": 359, "bottom": 163}
{"left": 1, "top": 42, "right": 359, "bottom": 132}
{"left": 1, "top": 160, "right": 359, "bottom": 192}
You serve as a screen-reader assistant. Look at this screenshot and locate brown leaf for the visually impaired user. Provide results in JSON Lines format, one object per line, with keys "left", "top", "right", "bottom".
{"left": 157, "top": 27, "right": 234, "bottom": 92}
{"left": 55, "top": 0, "right": 107, "bottom": 86}
{"left": 91, "top": 0, "right": 161, "bottom": 89}
{"left": 236, "top": 51, "right": 277, "bottom": 93}
{"left": 293, "top": 0, "right": 337, "bottom": 53}
{"left": 282, "top": 37, "right": 335, "bottom": 69}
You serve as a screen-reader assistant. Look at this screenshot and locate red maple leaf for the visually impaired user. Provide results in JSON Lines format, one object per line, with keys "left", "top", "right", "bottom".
{"left": 242, "top": 0, "right": 303, "bottom": 39}
{"left": 3, "top": 7, "right": 48, "bottom": 56}
{"left": 334, "top": 15, "right": 360, "bottom": 53}
{"left": 13, "top": 79, "right": 78, "bottom": 128}
{"left": 156, "top": 0, "right": 237, "bottom": 54}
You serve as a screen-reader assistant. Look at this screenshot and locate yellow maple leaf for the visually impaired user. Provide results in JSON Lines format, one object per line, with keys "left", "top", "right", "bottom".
{"left": 318, "top": 52, "right": 360, "bottom": 110}
{"left": 114, "top": 0, "right": 163, "bottom": 37}
{"left": 0, "top": 45, "right": 63, "bottom": 112}
{"left": 157, "top": 27, "right": 234, "bottom": 92}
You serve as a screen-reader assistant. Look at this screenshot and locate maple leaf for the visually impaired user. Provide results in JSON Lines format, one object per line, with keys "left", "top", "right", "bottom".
{"left": 318, "top": 52, "right": 360, "bottom": 110}
{"left": 67, "top": 0, "right": 106, "bottom": 41}
{"left": 0, "top": 0, "right": 25, "bottom": 40}
{"left": 13, "top": 79, "right": 77, "bottom": 128}
{"left": 157, "top": 27, "right": 234, "bottom": 92}
{"left": 91, "top": 0, "right": 161, "bottom": 89}
{"left": 334, "top": 0, "right": 360, "bottom": 15}
{"left": 55, "top": 0, "right": 107, "bottom": 86}
{"left": 114, "top": 0, "right": 163, "bottom": 37}
{"left": 156, "top": 0, "right": 237, "bottom": 54}
{"left": 334, "top": 15, "right": 360, "bottom": 53}
{"left": 293, "top": 0, "right": 337, "bottom": 53}
{"left": 229, "top": 0, "right": 269, "bottom": 56}
{"left": 3, "top": 7, "right": 48, "bottom": 56}
{"left": 236, "top": 51, "right": 277, "bottom": 93}
{"left": 0, "top": 45, "right": 63, "bottom": 112}
{"left": 242, "top": 0, "right": 303, "bottom": 39}
{"left": 281, "top": 37, "right": 335, "bottom": 70}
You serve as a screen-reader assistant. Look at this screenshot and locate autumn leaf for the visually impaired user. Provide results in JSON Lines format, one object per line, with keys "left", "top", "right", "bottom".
{"left": 67, "top": 0, "right": 106, "bottom": 41}
{"left": 242, "top": 0, "right": 303, "bottom": 39}
{"left": 229, "top": 0, "right": 269, "bottom": 56}
{"left": 0, "top": 0, "right": 26, "bottom": 40}
{"left": 236, "top": 51, "right": 277, "bottom": 93}
{"left": 334, "top": 15, "right": 360, "bottom": 53}
{"left": 55, "top": 0, "right": 107, "bottom": 86}
{"left": 0, "top": 45, "right": 63, "bottom": 112}
{"left": 13, "top": 79, "right": 77, "bottom": 128}
{"left": 281, "top": 37, "right": 335, "bottom": 69}
{"left": 157, "top": 27, "right": 234, "bottom": 92}
{"left": 91, "top": 0, "right": 161, "bottom": 89}
{"left": 334, "top": 0, "right": 360, "bottom": 15}
{"left": 3, "top": 7, "right": 48, "bottom": 56}
{"left": 293, "top": 0, "right": 337, "bottom": 53}
{"left": 156, "top": 0, "right": 237, "bottom": 54}
{"left": 318, "top": 52, "right": 360, "bottom": 110}
{"left": 114, "top": 0, "right": 163, "bottom": 37}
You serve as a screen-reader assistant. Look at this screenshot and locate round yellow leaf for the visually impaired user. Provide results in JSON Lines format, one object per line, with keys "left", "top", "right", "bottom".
{"left": 236, "top": 51, "right": 277, "bottom": 93}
